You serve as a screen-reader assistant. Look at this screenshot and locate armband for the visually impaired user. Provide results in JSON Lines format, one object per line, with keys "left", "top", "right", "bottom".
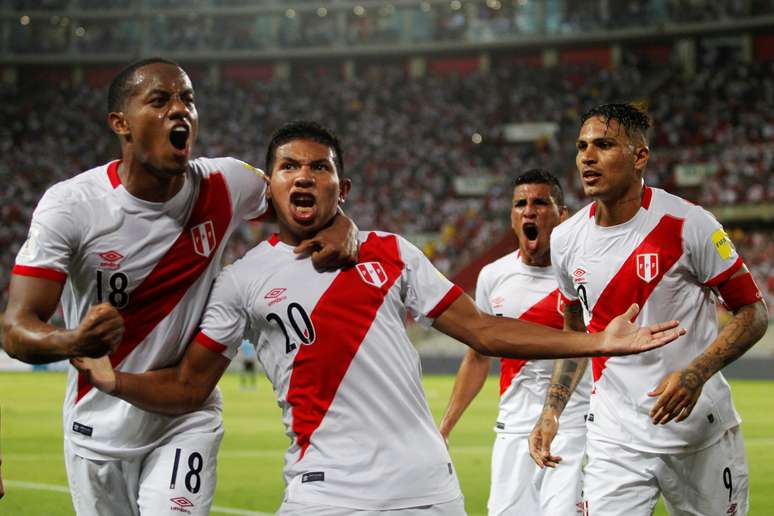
{"left": 717, "top": 272, "right": 762, "bottom": 311}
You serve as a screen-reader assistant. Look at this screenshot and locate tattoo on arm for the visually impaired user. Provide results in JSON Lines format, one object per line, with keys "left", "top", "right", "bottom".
{"left": 544, "top": 358, "right": 588, "bottom": 414}
{"left": 540, "top": 301, "right": 590, "bottom": 415}
{"left": 688, "top": 302, "right": 768, "bottom": 383}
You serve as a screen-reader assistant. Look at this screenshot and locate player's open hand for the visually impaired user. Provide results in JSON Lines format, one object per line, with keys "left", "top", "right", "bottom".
{"left": 648, "top": 368, "right": 704, "bottom": 424}
{"left": 528, "top": 411, "right": 562, "bottom": 469}
{"left": 601, "top": 304, "right": 685, "bottom": 356}
{"left": 296, "top": 211, "right": 359, "bottom": 270}
{"left": 72, "top": 303, "right": 124, "bottom": 358}
{"left": 70, "top": 355, "right": 117, "bottom": 394}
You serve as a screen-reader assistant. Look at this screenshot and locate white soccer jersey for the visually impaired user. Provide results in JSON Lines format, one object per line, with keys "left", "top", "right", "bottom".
{"left": 475, "top": 252, "right": 591, "bottom": 434}
{"left": 13, "top": 157, "right": 268, "bottom": 460}
{"left": 551, "top": 186, "right": 744, "bottom": 453}
{"left": 197, "top": 231, "right": 463, "bottom": 510}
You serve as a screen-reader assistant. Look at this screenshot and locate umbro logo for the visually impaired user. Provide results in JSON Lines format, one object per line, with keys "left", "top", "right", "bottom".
{"left": 170, "top": 497, "right": 194, "bottom": 508}
{"left": 572, "top": 267, "right": 587, "bottom": 284}
{"left": 491, "top": 296, "right": 505, "bottom": 309}
{"left": 98, "top": 250, "right": 124, "bottom": 270}
{"left": 264, "top": 288, "right": 288, "bottom": 306}
{"left": 170, "top": 497, "right": 194, "bottom": 513}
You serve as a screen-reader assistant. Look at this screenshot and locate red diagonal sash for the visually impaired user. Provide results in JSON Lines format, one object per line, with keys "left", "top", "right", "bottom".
{"left": 77, "top": 172, "right": 233, "bottom": 401}
{"left": 587, "top": 215, "right": 684, "bottom": 381}
{"left": 286, "top": 233, "right": 404, "bottom": 460}
{"left": 500, "top": 288, "right": 565, "bottom": 395}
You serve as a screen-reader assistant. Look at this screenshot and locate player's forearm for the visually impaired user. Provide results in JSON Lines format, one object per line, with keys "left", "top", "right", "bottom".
{"left": 474, "top": 318, "right": 603, "bottom": 359}
{"left": 541, "top": 358, "right": 588, "bottom": 417}
{"left": 439, "top": 349, "right": 490, "bottom": 437}
{"left": 2, "top": 315, "right": 78, "bottom": 364}
{"left": 112, "top": 368, "right": 209, "bottom": 416}
{"left": 686, "top": 301, "right": 768, "bottom": 383}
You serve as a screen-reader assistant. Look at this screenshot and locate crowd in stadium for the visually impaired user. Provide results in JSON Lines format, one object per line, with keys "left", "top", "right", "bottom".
{"left": 0, "top": 56, "right": 771, "bottom": 312}
{"left": 9, "top": 0, "right": 774, "bottom": 55}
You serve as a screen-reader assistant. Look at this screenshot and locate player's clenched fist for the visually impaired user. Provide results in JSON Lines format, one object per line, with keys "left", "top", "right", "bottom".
{"left": 70, "top": 302, "right": 124, "bottom": 358}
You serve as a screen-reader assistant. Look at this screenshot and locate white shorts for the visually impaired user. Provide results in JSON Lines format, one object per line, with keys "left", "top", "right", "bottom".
{"left": 582, "top": 426, "right": 748, "bottom": 516}
{"left": 65, "top": 427, "right": 223, "bottom": 516}
{"left": 487, "top": 429, "right": 585, "bottom": 516}
{"left": 278, "top": 494, "right": 466, "bottom": 515}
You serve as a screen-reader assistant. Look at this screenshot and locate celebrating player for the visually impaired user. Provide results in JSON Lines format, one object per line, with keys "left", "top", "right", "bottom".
{"left": 529, "top": 103, "right": 768, "bottom": 516}
{"left": 439, "top": 169, "right": 590, "bottom": 515}
{"left": 73, "top": 121, "right": 684, "bottom": 514}
{"left": 2, "top": 59, "right": 357, "bottom": 515}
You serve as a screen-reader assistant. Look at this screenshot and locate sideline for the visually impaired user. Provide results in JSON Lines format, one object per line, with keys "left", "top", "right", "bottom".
{"left": 4, "top": 480, "right": 274, "bottom": 516}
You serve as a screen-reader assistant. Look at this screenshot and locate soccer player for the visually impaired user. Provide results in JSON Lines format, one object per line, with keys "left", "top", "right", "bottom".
{"left": 1, "top": 59, "right": 357, "bottom": 515}
{"left": 529, "top": 103, "right": 768, "bottom": 516}
{"left": 439, "top": 169, "right": 590, "bottom": 515}
{"left": 73, "top": 121, "right": 684, "bottom": 514}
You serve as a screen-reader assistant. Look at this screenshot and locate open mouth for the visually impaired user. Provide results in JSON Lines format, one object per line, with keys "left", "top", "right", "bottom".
{"left": 583, "top": 170, "right": 601, "bottom": 180}
{"left": 290, "top": 192, "right": 316, "bottom": 221}
{"left": 169, "top": 125, "right": 189, "bottom": 151}
{"left": 523, "top": 223, "right": 539, "bottom": 241}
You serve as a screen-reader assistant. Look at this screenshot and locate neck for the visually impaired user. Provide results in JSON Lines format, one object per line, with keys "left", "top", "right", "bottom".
{"left": 519, "top": 248, "right": 550, "bottom": 267}
{"left": 277, "top": 215, "right": 336, "bottom": 248}
{"left": 118, "top": 156, "right": 186, "bottom": 203}
{"left": 594, "top": 182, "right": 644, "bottom": 227}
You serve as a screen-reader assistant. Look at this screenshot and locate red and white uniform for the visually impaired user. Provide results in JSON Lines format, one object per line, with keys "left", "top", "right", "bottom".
{"left": 14, "top": 158, "right": 267, "bottom": 513}
{"left": 476, "top": 251, "right": 590, "bottom": 435}
{"left": 476, "top": 251, "right": 589, "bottom": 515}
{"left": 551, "top": 186, "right": 749, "bottom": 515}
{"left": 198, "top": 231, "right": 464, "bottom": 511}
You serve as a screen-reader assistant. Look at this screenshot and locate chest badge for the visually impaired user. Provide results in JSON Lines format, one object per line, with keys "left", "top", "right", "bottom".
{"left": 636, "top": 253, "right": 659, "bottom": 283}
{"left": 356, "top": 262, "right": 387, "bottom": 288}
{"left": 191, "top": 220, "right": 216, "bottom": 258}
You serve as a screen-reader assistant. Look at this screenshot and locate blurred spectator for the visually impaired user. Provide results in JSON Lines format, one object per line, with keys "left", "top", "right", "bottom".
{"left": 0, "top": 57, "right": 771, "bottom": 321}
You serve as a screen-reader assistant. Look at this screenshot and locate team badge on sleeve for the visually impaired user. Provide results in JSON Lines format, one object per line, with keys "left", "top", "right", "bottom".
{"left": 356, "top": 262, "right": 387, "bottom": 288}
{"left": 191, "top": 220, "right": 216, "bottom": 258}
{"left": 711, "top": 229, "right": 734, "bottom": 260}
{"left": 636, "top": 253, "right": 659, "bottom": 283}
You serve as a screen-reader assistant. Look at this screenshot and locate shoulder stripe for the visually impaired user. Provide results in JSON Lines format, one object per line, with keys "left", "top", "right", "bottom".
{"left": 587, "top": 214, "right": 685, "bottom": 382}
{"left": 11, "top": 265, "right": 67, "bottom": 282}
{"left": 286, "top": 233, "right": 404, "bottom": 461}
{"left": 76, "top": 172, "right": 234, "bottom": 402}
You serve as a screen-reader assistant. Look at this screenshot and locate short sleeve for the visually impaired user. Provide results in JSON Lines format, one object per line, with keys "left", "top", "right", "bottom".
{"left": 684, "top": 207, "right": 743, "bottom": 287}
{"left": 13, "top": 187, "right": 77, "bottom": 282}
{"left": 398, "top": 235, "right": 464, "bottom": 327}
{"left": 474, "top": 266, "right": 493, "bottom": 315}
{"left": 218, "top": 158, "right": 269, "bottom": 221}
{"left": 550, "top": 230, "right": 578, "bottom": 302}
{"left": 198, "top": 267, "right": 248, "bottom": 360}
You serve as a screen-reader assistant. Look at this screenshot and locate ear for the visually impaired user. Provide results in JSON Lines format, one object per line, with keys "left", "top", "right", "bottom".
{"left": 338, "top": 178, "right": 352, "bottom": 204}
{"left": 107, "top": 111, "right": 130, "bottom": 138}
{"left": 633, "top": 144, "right": 650, "bottom": 175}
{"left": 558, "top": 205, "right": 569, "bottom": 223}
{"left": 265, "top": 180, "right": 273, "bottom": 202}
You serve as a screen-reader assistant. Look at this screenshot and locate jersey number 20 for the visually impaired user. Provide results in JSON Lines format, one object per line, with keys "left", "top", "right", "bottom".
{"left": 266, "top": 302, "right": 316, "bottom": 353}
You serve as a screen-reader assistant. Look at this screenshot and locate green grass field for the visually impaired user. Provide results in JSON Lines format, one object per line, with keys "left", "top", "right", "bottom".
{"left": 1, "top": 372, "right": 773, "bottom": 515}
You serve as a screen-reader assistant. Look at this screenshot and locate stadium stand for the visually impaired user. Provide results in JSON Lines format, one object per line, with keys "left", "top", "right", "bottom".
{"left": 0, "top": 0, "right": 772, "bottom": 324}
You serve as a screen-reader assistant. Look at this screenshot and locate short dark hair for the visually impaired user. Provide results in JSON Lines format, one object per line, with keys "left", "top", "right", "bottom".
{"left": 107, "top": 57, "right": 182, "bottom": 113}
{"left": 580, "top": 103, "right": 652, "bottom": 144}
{"left": 265, "top": 121, "right": 344, "bottom": 177}
{"left": 513, "top": 168, "right": 565, "bottom": 207}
